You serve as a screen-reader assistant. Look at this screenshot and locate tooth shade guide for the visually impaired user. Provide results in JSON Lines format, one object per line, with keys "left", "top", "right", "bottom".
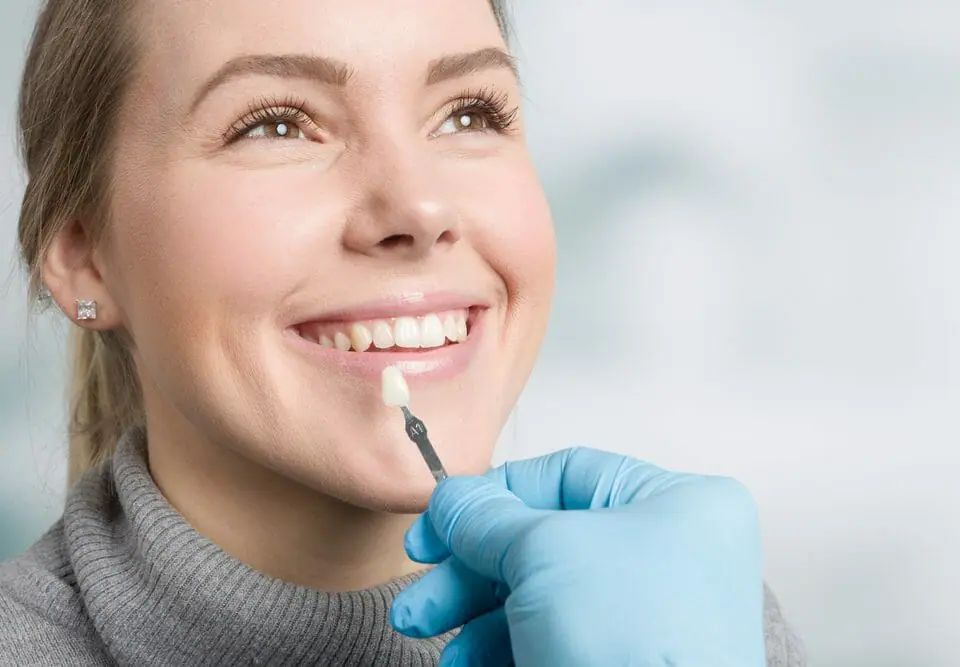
{"left": 381, "top": 365, "right": 410, "bottom": 407}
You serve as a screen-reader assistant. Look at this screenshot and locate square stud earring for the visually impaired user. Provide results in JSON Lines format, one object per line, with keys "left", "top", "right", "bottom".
{"left": 76, "top": 299, "right": 98, "bottom": 321}
{"left": 37, "top": 286, "right": 54, "bottom": 310}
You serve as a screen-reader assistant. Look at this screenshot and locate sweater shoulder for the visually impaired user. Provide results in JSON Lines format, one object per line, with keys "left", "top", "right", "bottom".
{"left": 0, "top": 520, "right": 113, "bottom": 666}
{"left": 763, "top": 584, "right": 807, "bottom": 667}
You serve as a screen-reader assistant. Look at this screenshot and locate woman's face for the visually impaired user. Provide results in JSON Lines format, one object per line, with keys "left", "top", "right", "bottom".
{"left": 99, "top": 0, "right": 555, "bottom": 510}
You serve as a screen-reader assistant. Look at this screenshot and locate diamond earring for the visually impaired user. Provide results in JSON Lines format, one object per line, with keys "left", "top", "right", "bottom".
{"left": 76, "top": 299, "right": 98, "bottom": 321}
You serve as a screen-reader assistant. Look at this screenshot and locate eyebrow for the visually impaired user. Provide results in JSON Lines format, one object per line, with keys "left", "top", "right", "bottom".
{"left": 189, "top": 47, "right": 518, "bottom": 114}
{"left": 425, "top": 47, "right": 519, "bottom": 86}
{"left": 189, "top": 54, "right": 352, "bottom": 114}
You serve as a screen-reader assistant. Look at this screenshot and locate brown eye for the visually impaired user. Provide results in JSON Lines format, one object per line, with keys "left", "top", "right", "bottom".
{"left": 246, "top": 120, "right": 305, "bottom": 140}
{"left": 437, "top": 110, "right": 489, "bottom": 135}
{"left": 452, "top": 111, "right": 487, "bottom": 131}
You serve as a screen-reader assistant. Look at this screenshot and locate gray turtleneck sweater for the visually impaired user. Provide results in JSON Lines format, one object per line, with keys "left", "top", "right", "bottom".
{"left": 0, "top": 429, "right": 806, "bottom": 666}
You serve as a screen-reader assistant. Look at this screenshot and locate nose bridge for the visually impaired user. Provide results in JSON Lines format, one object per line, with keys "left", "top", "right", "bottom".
{"left": 373, "top": 148, "right": 445, "bottom": 226}
{"left": 342, "top": 137, "right": 459, "bottom": 259}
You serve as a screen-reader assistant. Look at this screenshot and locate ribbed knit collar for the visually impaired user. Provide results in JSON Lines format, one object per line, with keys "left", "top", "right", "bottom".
{"left": 63, "top": 427, "right": 448, "bottom": 666}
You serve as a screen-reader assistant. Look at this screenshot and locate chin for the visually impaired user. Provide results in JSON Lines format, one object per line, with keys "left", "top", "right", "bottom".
{"left": 363, "top": 484, "right": 436, "bottom": 515}
{"left": 290, "top": 433, "right": 497, "bottom": 515}
{"left": 312, "top": 471, "right": 435, "bottom": 515}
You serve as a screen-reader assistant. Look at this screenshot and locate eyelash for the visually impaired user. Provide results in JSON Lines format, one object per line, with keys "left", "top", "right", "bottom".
{"left": 224, "top": 95, "right": 314, "bottom": 143}
{"left": 223, "top": 88, "right": 520, "bottom": 144}
{"left": 446, "top": 87, "right": 520, "bottom": 134}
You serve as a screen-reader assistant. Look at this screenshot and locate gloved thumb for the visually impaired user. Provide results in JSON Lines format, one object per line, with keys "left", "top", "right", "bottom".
{"left": 419, "top": 475, "right": 545, "bottom": 586}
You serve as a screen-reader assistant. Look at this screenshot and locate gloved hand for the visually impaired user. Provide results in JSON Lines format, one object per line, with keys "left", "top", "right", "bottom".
{"left": 391, "top": 447, "right": 766, "bottom": 667}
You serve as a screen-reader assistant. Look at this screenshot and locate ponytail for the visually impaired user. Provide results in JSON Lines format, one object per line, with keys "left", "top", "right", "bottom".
{"left": 66, "top": 327, "right": 143, "bottom": 486}
{"left": 17, "top": 0, "right": 140, "bottom": 488}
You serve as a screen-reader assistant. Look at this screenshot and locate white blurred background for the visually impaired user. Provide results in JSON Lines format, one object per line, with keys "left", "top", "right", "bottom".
{"left": 2, "top": 2, "right": 958, "bottom": 666}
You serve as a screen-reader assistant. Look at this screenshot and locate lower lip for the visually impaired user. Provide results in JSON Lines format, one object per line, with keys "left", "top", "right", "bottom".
{"left": 284, "top": 310, "right": 487, "bottom": 383}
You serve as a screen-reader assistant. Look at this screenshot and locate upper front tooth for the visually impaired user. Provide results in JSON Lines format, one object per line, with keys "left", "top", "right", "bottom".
{"left": 443, "top": 315, "right": 459, "bottom": 342}
{"left": 350, "top": 323, "right": 373, "bottom": 352}
{"left": 456, "top": 314, "right": 468, "bottom": 341}
{"left": 420, "top": 314, "right": 446, "bottom": 348}
{"left": 372, "top": 321, "right": 395, "bottom": 349}
{"left": 334, "top": 332, "right": 352, "bottom": 351}
{"left": 393, "top": 317, "right": 421, "bottom": 348}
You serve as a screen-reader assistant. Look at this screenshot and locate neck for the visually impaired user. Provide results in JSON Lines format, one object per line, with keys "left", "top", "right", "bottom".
{"left": 144, "top": 412, "right": 422, "bottom": 592}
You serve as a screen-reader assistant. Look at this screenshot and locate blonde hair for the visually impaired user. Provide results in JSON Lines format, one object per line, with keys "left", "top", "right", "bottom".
{"left": 17, "top": 0, "right": 512, "bottom": 488}
{"left": 18, "top": 0, "right": 141, "bottom": 486}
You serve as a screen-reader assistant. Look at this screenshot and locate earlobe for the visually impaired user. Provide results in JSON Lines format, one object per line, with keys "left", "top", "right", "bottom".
{"left": 41, "top": 218, "right": 121, "bottom": 330}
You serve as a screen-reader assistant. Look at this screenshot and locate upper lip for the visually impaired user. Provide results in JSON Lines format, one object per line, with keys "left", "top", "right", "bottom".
{"left": 289, "top": 291, "right": 490, "bottom": 326}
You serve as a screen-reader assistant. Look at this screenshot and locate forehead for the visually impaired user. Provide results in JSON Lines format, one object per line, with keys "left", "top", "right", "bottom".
{"left": 137, "top": 0, "right": 505, "bottom": 91}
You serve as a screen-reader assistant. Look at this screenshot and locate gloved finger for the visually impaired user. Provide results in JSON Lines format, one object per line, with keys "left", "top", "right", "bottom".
{"left": 438, "top": 606, "right": 513, "bottom": 667}
{"left": 391, "top": 556, "right": 507, "bottom": 638}
{"left": 404, "top": 512, "right": 450, "bottom": 564}
{"left": 402, "top": 450, "right": 635, "bottom": 562}
{"left": 486, "top": 447, "right": 687, "bottom": 509}
{"left": 427, "top": 475, "right": 544, "bottom": 585}
{"left": 406, "top": 449, "right": 590, "bottom": 564}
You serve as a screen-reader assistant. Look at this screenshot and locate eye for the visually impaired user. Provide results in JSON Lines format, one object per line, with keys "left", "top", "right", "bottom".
{"left": 243, "top": 119, "right": 307, "bottom": 140}
{"left": 433, "top": 89, "right": 520, "bottom": 138}
{"left": 436, "top": 110, "right": 491, "bottom": 136}
{"left": 224, "top": 99, "right": 318, "bottom": 144}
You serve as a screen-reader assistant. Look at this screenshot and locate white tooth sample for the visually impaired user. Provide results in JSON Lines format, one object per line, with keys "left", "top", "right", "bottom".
{"left": 443, "top": 315, "right": 459, "bottom": 342}
{"left": 319, "top": 335, "right": 334, "bottom": 348}
{"left": 420, "top": 314, "right": 446, "bottom": 348}
{"left": 393, "top": 317, "right": 421, "bottom": 349}
{"left": 381, "top": 365, "right": 410, "bottom": 407}
{"left": 456, "top": 314, "right": 468, "bottom": 341}
{"left": 372, "top": 320, "right": 395, "bottom": 349}
{"left": 334, "top": 332, "right": 352, "bottom": 351}
{"left": 350, "top": 323, "right": 373, "bottom": 352}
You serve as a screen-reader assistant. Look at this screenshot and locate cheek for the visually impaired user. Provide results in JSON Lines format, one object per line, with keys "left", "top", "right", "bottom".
{"left": 461, "top": 157, "right": 555, "bottom": 412}
{"left": 468, "top": 160, "right": 556, "bottom": 302}
{"left": 110, "top": 163, "right": 344, "bottom": 322}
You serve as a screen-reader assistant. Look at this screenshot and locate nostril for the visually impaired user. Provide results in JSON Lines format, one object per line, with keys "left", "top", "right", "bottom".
{"left": 436, "top": 229, "right": 457, "bottom": 246}
{"left": 378, "top": 234, "right": 416, "bottom": 250}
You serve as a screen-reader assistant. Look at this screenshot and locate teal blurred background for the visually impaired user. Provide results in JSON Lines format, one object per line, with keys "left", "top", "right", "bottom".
{"left": 3, "top": 2, "right": 959, "bottom": 665}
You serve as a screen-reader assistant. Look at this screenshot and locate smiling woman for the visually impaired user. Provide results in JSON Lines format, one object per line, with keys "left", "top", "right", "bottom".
{"left": 22, "top": 0, "right": 549, "bottom": 509}
{"left": 0, "top": 0, "right": 803, "bottom": 665}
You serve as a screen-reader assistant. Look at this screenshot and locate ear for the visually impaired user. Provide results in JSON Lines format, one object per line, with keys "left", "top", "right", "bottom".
{"left": 42, "top": 218, "right": 122, "bottom": 330}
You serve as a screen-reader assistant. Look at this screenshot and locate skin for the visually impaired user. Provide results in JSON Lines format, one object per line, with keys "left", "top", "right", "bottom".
{"left": 42, "top": 0, "right": 555, "bottom": 592}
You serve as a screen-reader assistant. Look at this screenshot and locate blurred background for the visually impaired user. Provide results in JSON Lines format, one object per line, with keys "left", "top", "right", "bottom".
{"left": 2, "top": 2, "right": 958, "bottom": 665}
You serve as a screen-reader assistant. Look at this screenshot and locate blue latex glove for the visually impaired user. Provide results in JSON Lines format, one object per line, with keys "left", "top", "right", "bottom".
{"left": 391, "top": 447, "right": 766, "bottom": 667}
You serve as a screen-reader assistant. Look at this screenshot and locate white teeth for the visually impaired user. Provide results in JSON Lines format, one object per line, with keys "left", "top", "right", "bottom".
{"left": 420, "top": 314, "right": 446, "bottom": 348}
{"left": 350, "top": 323, "right": 373, "bottom": 352}
{"left": 372, "top": 321, "right": 395, "bottom": 349}
{"left": 443, "top": 315, "right": 459, "bottom": 342}
{"left": 334, "top": 332, "right": 352, "bottom": 351}
{"left": 307, "top": 309, "right": 470, "bottom": 352}
{"left": 393, "top": 317, "right": 421, "bottom": 349}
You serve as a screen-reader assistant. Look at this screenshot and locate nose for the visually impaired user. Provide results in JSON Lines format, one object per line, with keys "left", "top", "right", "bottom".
{"left": 341, "top": 156, "right": 461, "bottom": 262}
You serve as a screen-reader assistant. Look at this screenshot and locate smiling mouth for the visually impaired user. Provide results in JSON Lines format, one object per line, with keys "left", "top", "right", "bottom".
{"left": 295, "top": 307, "right": 479, "bottom": 353}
